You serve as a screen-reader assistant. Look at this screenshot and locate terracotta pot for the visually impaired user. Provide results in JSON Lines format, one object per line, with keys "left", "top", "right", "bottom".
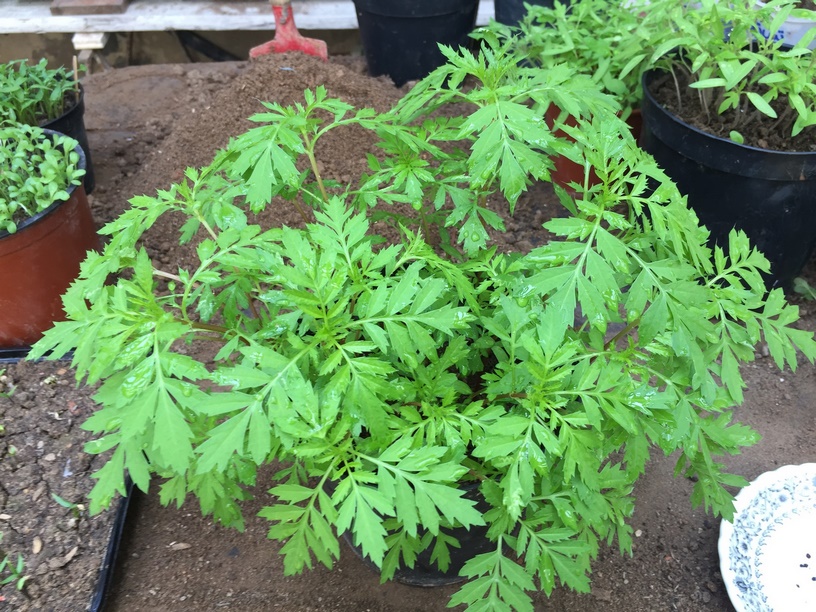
{"left": 0, "top": 143, "right": 99, "bottom": 348}
{"left": 545, "top": 104, "right": 643, "bottom": 195}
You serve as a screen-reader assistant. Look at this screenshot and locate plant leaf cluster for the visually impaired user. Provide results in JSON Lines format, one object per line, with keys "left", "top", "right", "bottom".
{"left": 0, "top": 124, "right": 85, "bottom": 234}
{"left": 30, "top": 36, "right": 816, "bottom": 611}
{"left": 652, "top": 0, "right": 816, "bottom": 137}
{"left": 0, "top": 59, "right": 80, "bottom": 127}
{"left": 477, "top": 0, "right": 663, "bottom": 112}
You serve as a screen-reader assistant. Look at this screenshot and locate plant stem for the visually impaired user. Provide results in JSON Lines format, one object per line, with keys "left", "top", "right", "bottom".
{"left": 670, "top": 65, "right": 683, "bottom": 111}
{"left": 249, "top": 299, "right": 260, "bottom": 320}
{"left": 467, "top": 469, "right": 487, "bottom": 482}
{"left": 419, "top": 207, "right": 431, "bottom": 244}
{"left": 72, "top": 55, "right": 80, "bottom": 104}
{"left": 304, "top": 135, "right": 329, "bottom": 205}
{"left": 774, "top": 104, "right": 794, "bottom": 134}
{"left": 604, "top": 317, "right": 640, "bottom": 350}
{"left": 199, "top": 217, "right": 219, "bottom": 241}
{"left": 189, "top": 321, "right": 230, "bottom": 334}
{"left": 153, "top": 269, "right": 186, "bottom": 283}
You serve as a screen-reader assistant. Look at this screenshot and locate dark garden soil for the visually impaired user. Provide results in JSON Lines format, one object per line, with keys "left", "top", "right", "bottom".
{"left": 647, "top": 71, "right": 816, "bottom": 152}
{"left": 2, "top": 53, "right": 816, "bottom": 612}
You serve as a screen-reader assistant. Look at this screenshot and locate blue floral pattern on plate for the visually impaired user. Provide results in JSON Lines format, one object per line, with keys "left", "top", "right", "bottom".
{"left": 719, "top": 464, "right": 816, "bottom": 612}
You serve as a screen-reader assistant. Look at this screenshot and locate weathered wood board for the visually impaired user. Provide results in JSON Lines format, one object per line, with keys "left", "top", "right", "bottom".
{"left": 50, "top": 0, "right": 130, "bottom": 16}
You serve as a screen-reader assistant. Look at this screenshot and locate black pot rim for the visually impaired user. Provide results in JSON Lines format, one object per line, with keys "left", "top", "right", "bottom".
{"left": 641, "top": 69, "right": 816, "bottom": 179}
{"left": 0, "top": 128, "right": 86, "bottom": 241}
{"left": 353, "top": 0, "right": 478, "bottom": 18}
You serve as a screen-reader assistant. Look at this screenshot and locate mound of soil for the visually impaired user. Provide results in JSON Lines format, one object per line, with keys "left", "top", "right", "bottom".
{"left": 3, "top": 52, "right": 816, "bottom": 612}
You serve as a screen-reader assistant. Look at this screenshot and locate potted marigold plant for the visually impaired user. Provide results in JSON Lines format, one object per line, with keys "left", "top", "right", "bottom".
{"left": 0, "top": 58, "right": 95, "bottom": 193}
{"left": 0, "top": 123, "right": 98, "bottom": 349}
{"left": 641, "top": 0, "right": 816, "bottom": 288}
{"left": 30, "top": 39, "right": 816, "bottom": 610}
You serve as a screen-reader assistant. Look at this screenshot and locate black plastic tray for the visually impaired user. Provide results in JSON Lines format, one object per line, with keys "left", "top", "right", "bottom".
{"left": 0, "top": 347, "right": 31, "bottom": 364}
{"left": 89, "top": 478, "right": 135, "bottom": 612}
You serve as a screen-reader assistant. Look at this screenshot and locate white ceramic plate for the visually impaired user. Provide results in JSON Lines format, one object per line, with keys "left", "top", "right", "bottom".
{"left": 719, "top": 463, "right": 816, "bottom": 612}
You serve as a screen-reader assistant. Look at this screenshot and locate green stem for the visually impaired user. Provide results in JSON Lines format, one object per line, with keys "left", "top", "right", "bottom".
{"left": 304, "top": 134, "right": 329, "bottom": 205}
{"left": 153, "top": 269, "right": 186, "bottom": 284}
{"left": 419, "top": 207, "right": 431, "bottom": 243}
{"left": 604, "top": 317, "right": 640, "bottom": 351}
{"left": 189, "top": 321, "right": 230, "bottom": 334}
{"left": 670, "top": 64, "right": 683, "bottom": 111}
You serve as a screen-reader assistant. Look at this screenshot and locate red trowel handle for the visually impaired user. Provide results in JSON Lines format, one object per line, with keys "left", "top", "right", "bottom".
{"left": 271, "top": 0, "right": 297, "bottom": 43}
{"left": 249, "top": 0, "right": 328, "bottom": 60}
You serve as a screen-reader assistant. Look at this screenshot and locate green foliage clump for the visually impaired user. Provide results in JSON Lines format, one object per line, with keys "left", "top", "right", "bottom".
{"left": 29, "top": 38, "right": 816, "bottom": 611}
{"left": 478, "top": 0, "right": 664, "bottom": 112}
{"left": 652, "top": 0, "right": 816, "bottom": 137}
{"left": 0, "top": 124, "right": 85, "bottom": 234}
{"left": 0, "top": 59, "right": 79, "bottom": 126}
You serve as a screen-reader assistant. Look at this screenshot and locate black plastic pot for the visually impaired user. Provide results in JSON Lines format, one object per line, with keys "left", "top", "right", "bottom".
{"left": 494, "top": 0, "right": 557, "bottom": 26}
{"left": 353, "top": 0, "right": 479, "bottom": 87}
{"left": 640, "top": 70, "right": 816, "bottom": 288}
{"left": 42, "top": 83, "right": 95, "bottom": 195}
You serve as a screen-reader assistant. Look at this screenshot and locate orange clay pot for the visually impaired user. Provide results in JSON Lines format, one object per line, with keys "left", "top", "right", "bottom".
{"left": 0, "top": 149, "right": 99, "bottom": 347}
{"left": 545, "top": 104, "right": 643, "bottom": 195}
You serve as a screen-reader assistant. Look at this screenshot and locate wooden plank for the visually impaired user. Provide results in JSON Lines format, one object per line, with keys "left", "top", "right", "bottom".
{"left": 50, "top": 0, "right": 130, "bottom": 15}
{"left": 0, "top": 1, "right": 494, "bottom": 34}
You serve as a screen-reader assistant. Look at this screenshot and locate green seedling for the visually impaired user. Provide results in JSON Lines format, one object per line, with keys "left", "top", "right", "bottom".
{"left": 794, "top": 277, "right": 816, "bottom": 300}
{"left": 0, "top": 367, "right": 10, "bottom": 400}
{"left": 652, "top": 0, "right": 816, "bottom": 138}
{"left": 0, "top": 58, "right": 82, "bottom": 126}
{"left": 0, "top": 123, "right": 85, "bottom": 234}
{"left": 477, "top": 0, "right": 662, "bottom": 114}
{"left": 0, "top": 534, "right": 29, "bottom": 593}
{"left": 50, "top": 493, "right": 85, "bottom": 520}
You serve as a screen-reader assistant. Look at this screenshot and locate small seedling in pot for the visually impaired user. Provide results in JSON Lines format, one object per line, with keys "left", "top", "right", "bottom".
{"left": 0, "top": 58, "right": 83, "bottom": 127}
{"left": 0, "top": 123, "right": 85, "bottom": 234}
{"left": 652, "top": 0, "right": 816, "bottom": 139}
{"left": 477, "top": 0, "right": 663, "bottom": 115}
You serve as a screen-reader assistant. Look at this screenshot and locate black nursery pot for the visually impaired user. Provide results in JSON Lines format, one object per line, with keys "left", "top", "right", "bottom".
{"left": 640, "top": 70, "right": 816, "bottom": 289}
{"left": 43, "top": 83, "right": 95, "bottom": 195}
{"left": 353, "top": 0, "right": 479, "bottom": 87}
{"left": 494, "top": 0, "right": 557, "bottom": 26}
